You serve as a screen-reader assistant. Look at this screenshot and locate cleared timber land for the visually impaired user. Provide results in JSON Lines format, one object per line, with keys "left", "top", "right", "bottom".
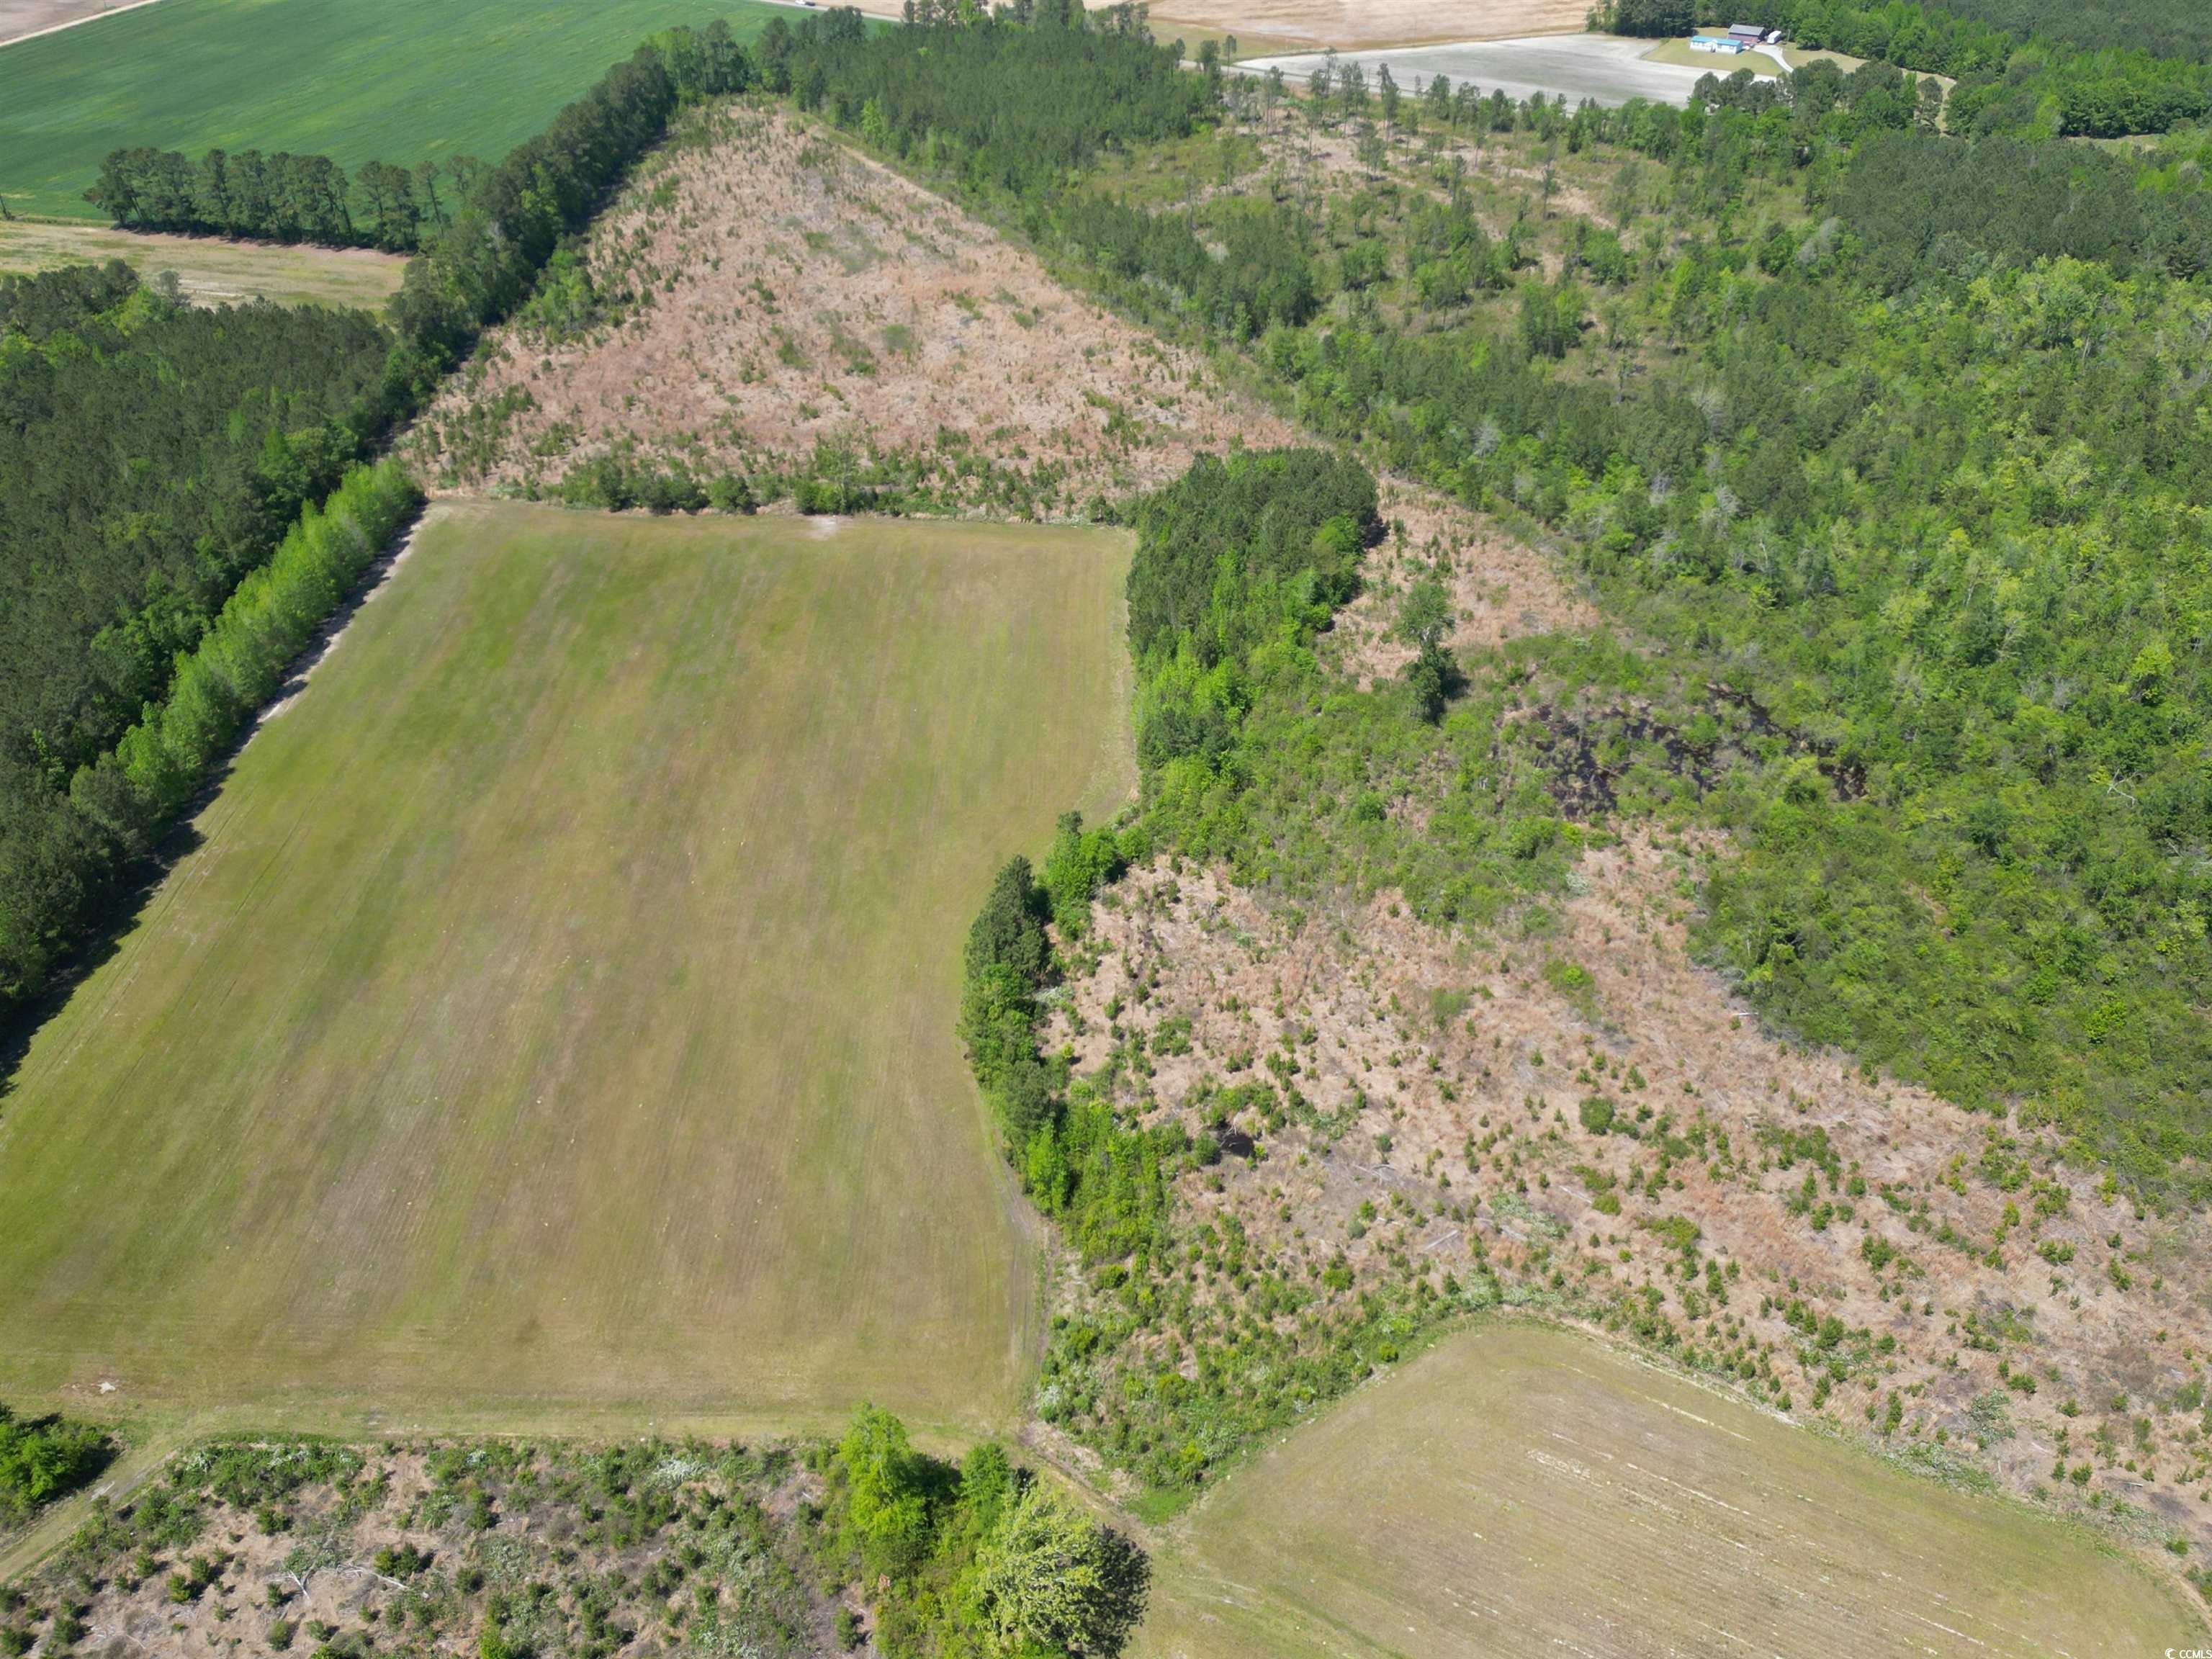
{"left": 0, "top": 502, "right": 1133, "bottom": 1438}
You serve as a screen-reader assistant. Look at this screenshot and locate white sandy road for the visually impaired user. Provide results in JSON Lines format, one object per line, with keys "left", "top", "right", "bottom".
{"left": 1243, "top": 31, "right": 1718, "bottom": 107}
{"left": 0, "top": 0, "right": 165, "bottom": 49}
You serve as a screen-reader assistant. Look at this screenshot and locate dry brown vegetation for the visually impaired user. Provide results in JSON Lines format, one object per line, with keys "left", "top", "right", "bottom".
{"left": 4, "top": 1438, "right": 853, "bottom": 1658}
{"left": 1048, "top": 842, "right": 2212, "bottom": 1565}
{"left": 1323, "top": 478, "right": 1597, "bottom": 683}
{"left": 411, "top": 103, "right": 1297, "bottom": 514}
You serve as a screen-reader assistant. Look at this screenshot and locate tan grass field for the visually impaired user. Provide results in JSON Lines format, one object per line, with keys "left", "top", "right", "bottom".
{"left": 0, "top": 219, "right": 406, "bottom": 309}
{"left": 1138, "top": 0, "right": 1586, "bottom": 50}
{"left": 0, "top": 502, "right": 1133, "bottom": 1441}
{"left": 1138, "top": 1321, "right": 2206, "bottom": 1658}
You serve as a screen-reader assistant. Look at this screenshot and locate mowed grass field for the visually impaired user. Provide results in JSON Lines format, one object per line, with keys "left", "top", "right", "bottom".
{"left": 0, "top": 219, "right": 406, "bottom": 308}
{"left": 0, "top": 0, "right": 791, "bottom": 221}
{"left": 0, "top": 501, "right": 1133, "bottom": 1436}
{"left": 1138, "top": 1321, "right": 2205, "bottom": 1658}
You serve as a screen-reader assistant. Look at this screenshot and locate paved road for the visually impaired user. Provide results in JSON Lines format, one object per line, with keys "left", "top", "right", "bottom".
{"left": 1242, "top": 32, "right": 1716, "bottom": 108}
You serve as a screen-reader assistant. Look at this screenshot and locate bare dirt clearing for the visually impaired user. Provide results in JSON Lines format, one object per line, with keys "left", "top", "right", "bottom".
{"left": 415, "top": 104, "right": 1298, "bottom": 514}
{"left": 1138, "top": 0, "right": 1586, "bottom": 51}
{"left": 1137, "top": 1321, "right": 2201, "bottom": 1658}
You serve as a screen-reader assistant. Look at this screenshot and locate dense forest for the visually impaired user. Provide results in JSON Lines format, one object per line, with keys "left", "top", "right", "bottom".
{"left": 760, "top": 0, "right": 1205, "bottom": 190}
{"left": 0, "top": 267, "right": 405, "bottom": 1005}
{"left": 0, "top": 23, "right": 749, "bottom": 1020}
{"left": 1877, "top": 0, "right": 2212, "bottom": 63}
{"left": 1597, "top": 0, "right": 2212, "bottom": 135}
{"left": 758, "top": 7, "right": 2212, "bottom": 1195}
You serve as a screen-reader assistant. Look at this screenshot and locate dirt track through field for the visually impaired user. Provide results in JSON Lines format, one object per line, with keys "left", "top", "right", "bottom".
{"left": 0, "top": 503, "right": 1133, "bottom": 1439}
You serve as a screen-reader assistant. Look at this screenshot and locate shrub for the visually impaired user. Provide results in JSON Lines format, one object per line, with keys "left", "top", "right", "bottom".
{"left": 837, "top": 1406, "right": 934, "bottom": 1578}
{"left": 0, "top": 1406, "right": 111, "bottom": 1523}
{"left": 972, "top": 1485, "right": 1148, "bottom": 1658}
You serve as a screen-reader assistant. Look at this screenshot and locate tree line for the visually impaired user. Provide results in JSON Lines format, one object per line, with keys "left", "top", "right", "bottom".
{"left": 0, "top": 266, "right": 408, "bottom": 1006}
{"left": 84, "top": 147, "right": 479, "bottom": 252}
{"left": 78, "top": 15, "right": 757, "bottom": 260}
{"left": 1925, "top": 0, "right": 2212, "bottom": 61}
{"left": 390, "top": 20, "right": 752, "bottom": 363}
{"left": 1, "top": 22, "right": 752, "bottom": 1020}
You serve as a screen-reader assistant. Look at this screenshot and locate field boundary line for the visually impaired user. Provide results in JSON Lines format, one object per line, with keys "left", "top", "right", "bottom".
{"left": 0, "top": 0, "right": 166, "bottom": 52}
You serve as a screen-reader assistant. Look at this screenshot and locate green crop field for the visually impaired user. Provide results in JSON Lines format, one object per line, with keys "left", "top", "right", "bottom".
{"left": 0, "top": 501, "right": 1133, "bottom": 1437}
{"left": 0, "top": 0, "right": 792, "bottom": 221}
{"left": 1138, "top": 1321, "right": 2206, "bottom": 1658}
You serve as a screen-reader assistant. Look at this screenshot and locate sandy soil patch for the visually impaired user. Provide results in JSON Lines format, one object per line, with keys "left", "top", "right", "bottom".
{"left": 1246, "top": 32, "right": 1719, "bottom": 108}
{"left": 413, "top": 103, "right": 1297, "bottom": 513}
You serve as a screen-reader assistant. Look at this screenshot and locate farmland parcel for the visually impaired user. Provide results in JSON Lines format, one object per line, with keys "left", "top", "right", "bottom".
{"left": 1137, "top": 1321, "right": 2198, "bottom": 1658}
{"left": 0, "top": 220, "right": 406, "bottom": 309}
{"left": 0, "top": 0, "right": 791, "bottom": 220}
{"left": 0, "top": 503, "right": 1133, "bottom": 1435}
